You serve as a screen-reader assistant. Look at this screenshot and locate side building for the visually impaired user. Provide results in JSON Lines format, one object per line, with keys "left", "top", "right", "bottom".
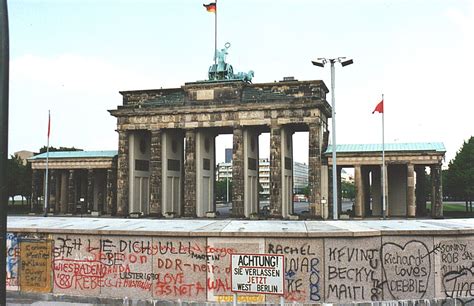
{"left": 28, "top": 151, "right": 117, "bottom": 215}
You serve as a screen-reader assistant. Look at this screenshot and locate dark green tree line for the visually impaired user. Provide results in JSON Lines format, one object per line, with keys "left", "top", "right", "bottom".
{"left": 445, "top": 137, "right": 473, "bottom": 208}
{"left": 7, "top": 155, "right": 31, "bottom": 205}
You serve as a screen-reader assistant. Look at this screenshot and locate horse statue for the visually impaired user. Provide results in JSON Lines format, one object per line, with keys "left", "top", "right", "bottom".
{"left": 233, "top": 70, "right": 254, "bottom": 83}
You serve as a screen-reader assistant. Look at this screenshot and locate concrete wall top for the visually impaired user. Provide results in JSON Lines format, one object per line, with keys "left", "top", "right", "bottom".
{"left": 8, "top": 216, "right": 474, "bottom": 238}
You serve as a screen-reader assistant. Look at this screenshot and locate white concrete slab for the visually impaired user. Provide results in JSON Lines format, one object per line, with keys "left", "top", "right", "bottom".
{"left": 7, "top": 216, "right": 474, "bottom": 237}
{"left": 220, "top": 220, "right": 308, "bottom": 237}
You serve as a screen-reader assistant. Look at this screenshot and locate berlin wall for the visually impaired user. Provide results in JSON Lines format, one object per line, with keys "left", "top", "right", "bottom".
{"left": 6, "top": 220, "right": 474, "bottom": 304}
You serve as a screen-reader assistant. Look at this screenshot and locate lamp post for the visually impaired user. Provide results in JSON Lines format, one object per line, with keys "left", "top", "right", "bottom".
{"left": 312, "top": 57, "right": 353, "bottom": 220}
{"left": 0, "top": 0, "right": 9, "bottom": 302}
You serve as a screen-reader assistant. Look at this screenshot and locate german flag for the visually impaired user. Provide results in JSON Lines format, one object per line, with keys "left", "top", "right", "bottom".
{"left": 203, "top": 2, "right": 216, "bottom": 13}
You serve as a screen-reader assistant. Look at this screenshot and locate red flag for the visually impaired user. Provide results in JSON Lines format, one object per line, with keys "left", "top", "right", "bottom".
{"left": 47, "top": 112, "right": 51, "bottom": 137}
{"left": 203, "top": 2, "right": 216, "bottom": 13}
{"left": 372, "top": 100, "right": 384, "bottom": 114}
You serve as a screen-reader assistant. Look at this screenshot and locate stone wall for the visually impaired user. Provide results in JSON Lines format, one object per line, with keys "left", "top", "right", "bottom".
{"left": 6, "top": 228, "right": 474, "bottom": 304}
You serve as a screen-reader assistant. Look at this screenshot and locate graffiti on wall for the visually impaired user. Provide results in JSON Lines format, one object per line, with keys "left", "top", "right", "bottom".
{"left": 381, "top": 239, "right": 435, "bottom": 300}
{"left": 436, "top": 238, "right": 474, "bottom": 304}
{"left": 206, "top": 237, "right": 262, "bottom": 301}
{"left": 267, "top": 239, "right": 322, "bottom": 303}
{"left": 6, "top": 233, "right": 19, "bottom": 290}
{"left": 5, "top": 232, "right": 474, "bottom": 304}
{"left": 325, "top": 237, "right": 382, "bottom": 303}
{"left": 51, "top": 235, "right": 211, "bottom": 300}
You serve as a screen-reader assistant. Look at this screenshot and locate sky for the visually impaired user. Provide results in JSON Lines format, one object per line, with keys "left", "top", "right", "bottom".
{"left": 7, "top": 0, "right": 474, "bottom": 165}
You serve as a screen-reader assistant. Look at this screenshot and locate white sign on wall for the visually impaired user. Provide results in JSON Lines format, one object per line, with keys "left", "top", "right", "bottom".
{"left": 231, "top": 253, "right": 284, "bottom": 295}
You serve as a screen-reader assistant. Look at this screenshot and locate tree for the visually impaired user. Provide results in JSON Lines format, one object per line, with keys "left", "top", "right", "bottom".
{"left": 39, "top": 146, "right": 82, "bottom": 154}
{"left": 301, "top": 185, "right": 310, "bottom": 198}
{"left": 445, "top": 137, "right": 474, "bottom": 209}
{"left": 215, "top": 180, "right": 232, "bottom": 202}
{"left": 18, "top": 162, "right": 32, "bottom": 205}
{"left": 6, "top": 155, "right": 23, "bottom": 205}
{"left": 341, "top": 181, "right": 355, "bottom": 201}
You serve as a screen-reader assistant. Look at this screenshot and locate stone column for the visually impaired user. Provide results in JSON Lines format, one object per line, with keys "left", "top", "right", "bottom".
{"left": 407, "top": 163, "right": 416, "bottom": 217}
{"left": 362, "top": 167, "right": 371, "bottom": 217}
{"left": 149, "top": 129, "right": 162, "bottom": 216}
{"left": 232, "top": 126, "right": 245, "bottom": 217}
{"left": 354, "top": 165, "right": 364, "bottom": 218}
{"left": 431, "top": 163, "right": 443, "bottom": 218}
{"left": 363, "top": 168, "right": 372, "bottom": 216}
{"left": 31, "top": 169, "right": 41, "bottom": 213}
{"left": 55, "top": 171, "right": 61, "bottom": 213}
{"left": 371, "top": 166, "right": 382, "bottom": 216}
{"left": 280, "top": 128, "right": 293, "bottom": 218}
{"left": 321, "top": 129, "right": 330, "bottom": 219}
{"left": 46, "top": 170, "right": 55, "bottom": 213}
{"left": 337, "top": 166, "right": 343, "bottom": 216}
{"left": 87, "top": 169, "right": 94, "bottom": 213}
{"left": 106, "top": 169, "right": 115, "bottom": 215}
{"left": 116, "top": 130, "right": 129, "bottom": 216}
{"left": 184, "top": 129, "right": 197, "bottom": 217}
{"left": 415, "top": 165, "right": 426, "bottom": 216}
{"left": 382, "top": 164, "right": 389, "bottom": 217}
{"left": 269, "top": 125, "right": 282, "bottom": 217}
{"left": 320, "top": 162, "right": 329, "bottom": 219}
{"left": 308, "top": 123, "right": 322, "bottom": 217}
{"left": 67, "top": 170, "right": 76, "bottom": 213}
{"left": 60, "top": 171, "right": 68, "bottom": 214}
{"left": 196, "top": 130, "right": 216, "bottom": 217}
{"left": 328, "top": 166, "right": 333, "bottom": 218}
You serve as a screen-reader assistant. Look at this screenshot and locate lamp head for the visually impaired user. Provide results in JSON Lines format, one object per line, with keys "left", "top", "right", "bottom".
{"left": 311, "top": 60, "right": 325, "bottom": 67}
{"left": 340, "top": 59, "right": 354, "bottom": 67}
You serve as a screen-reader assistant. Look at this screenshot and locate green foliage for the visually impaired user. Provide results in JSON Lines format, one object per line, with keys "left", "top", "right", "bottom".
{"left": 341, "top": 181, "right": 355, "bottom": 200}
{"left": 445, "top": 137, "right": 474, "bottom": 202}
{"left": 39, "top": 146, "right": 82, "bottom": 153}
{"left": 301, "top": 185, "right": 309, "bottom": 197}
{"left": 6, "top": 155, "right": 31, "bottom": 204}
{"left": 215, "top": 179, "right": 232, "bottom": 201}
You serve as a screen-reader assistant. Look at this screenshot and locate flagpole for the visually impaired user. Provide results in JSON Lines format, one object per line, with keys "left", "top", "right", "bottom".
{"left": 44, "top": 110, "right": 50, "bottom": 217}
{"left": 214, "top": 0, "right": 217, "bottom": 65}
{"left": 381, "top": 94, "right": 386, "bottom": 219}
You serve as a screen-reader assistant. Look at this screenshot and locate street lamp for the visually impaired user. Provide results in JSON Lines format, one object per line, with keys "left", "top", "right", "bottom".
{"left": 312, "top": 57, "right": 353, "bottom": 220}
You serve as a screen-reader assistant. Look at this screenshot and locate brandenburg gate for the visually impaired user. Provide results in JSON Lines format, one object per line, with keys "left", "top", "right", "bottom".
{"left": 110, "top": 76, "right": 331, "bottom": 218}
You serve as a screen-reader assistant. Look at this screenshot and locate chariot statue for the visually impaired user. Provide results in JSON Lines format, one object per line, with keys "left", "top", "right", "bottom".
{"left": 208, "top": 42, "right": 254, "bottom": 83}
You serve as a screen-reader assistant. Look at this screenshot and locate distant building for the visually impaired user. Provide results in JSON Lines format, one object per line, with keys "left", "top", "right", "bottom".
{"left": 216, "top": 162, "right": 232, "bottom": 181}
{"left": 224, "top": 148, "right": 232, "bottom": 163}
{"left": 293, "top": 162, "right": 308, "bottom": 194}
{"left": 259, "top": 159, "right": 270, "bottom": 197}
{"left": 341, "top": 169, "right": 354, "bottom": 183}
{"left": 217, "top": 158, "right": 308, "bottom": 197}
{"left": 14, "top": 150, "right": 34, "bottom": 165}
